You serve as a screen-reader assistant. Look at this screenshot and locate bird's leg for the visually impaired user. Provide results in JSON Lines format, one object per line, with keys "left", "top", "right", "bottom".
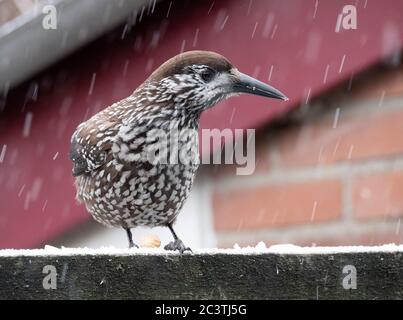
{"left": 125, "top": 228, "right": 138, "bottom": 249}
{"left": 164, "top": 224, "right": 192, "bottom": 253}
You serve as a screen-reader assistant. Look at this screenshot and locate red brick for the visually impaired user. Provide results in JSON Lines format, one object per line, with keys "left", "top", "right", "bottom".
{"left": 277, "top": 110, "right": 403, "bottom": 167}
{"left": 353, "top": 172, "right": 403, "bottom": 219}
{"left": 213, "top": 179, "right": 341, "bottom": 231}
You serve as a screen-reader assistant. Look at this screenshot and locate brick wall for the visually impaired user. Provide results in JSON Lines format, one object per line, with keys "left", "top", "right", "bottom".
{"left": 208, "top": 62, "right": 403, "bottom": 248}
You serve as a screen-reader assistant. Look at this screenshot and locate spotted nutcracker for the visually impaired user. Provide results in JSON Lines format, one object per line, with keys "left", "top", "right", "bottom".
{"left": 69, "top": 51, "right": 288, "bottom": 253}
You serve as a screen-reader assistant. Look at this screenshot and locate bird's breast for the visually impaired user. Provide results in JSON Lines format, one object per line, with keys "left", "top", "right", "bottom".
{"left": 75, "top": 154, "right": 199, "bottom": 228}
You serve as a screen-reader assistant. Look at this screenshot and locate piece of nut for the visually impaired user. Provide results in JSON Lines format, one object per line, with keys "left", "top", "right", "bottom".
{"left": 139, "top": 234, "right": 161, "bottom": 248}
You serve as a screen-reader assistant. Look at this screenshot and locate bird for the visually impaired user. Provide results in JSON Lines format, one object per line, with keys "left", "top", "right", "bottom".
{"left": 69, "top": 50, "right": 288, "bottom": 253}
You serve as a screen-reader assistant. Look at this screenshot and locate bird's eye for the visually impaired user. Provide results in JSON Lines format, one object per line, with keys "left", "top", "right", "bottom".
{"left": 200, "top": 69, "right": 216, "bottom": 82}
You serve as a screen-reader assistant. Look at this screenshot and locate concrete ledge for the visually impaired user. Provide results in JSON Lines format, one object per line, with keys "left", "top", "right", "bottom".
{"left": 0, "top": 244, "right": 402, "bottom": 299}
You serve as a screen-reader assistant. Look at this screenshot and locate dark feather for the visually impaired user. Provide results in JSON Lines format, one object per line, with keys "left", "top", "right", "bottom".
{"left": 69, "top": 122, "right": 113, "bottom": 177}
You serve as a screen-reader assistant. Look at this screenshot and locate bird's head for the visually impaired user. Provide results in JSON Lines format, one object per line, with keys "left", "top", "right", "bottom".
{"left": 144, "top": 50, "right": 288, "bottom": 113}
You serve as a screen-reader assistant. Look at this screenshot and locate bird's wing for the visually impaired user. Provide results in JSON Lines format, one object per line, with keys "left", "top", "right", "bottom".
{"left": 69, "top": 120, "right": 115, "bottom": 177}
{"left": 112, "top": 120, "right": 150, "bottom": 163}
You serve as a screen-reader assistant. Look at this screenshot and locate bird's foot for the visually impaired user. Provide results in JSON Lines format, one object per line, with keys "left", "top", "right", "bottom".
{"left": 125, "top": 228, "right": 139, "bottom": 249}
{"left": 129, "top": 242, "right": 139, "bottom": 249}
{"left": 164, "top": 239, "right": 192, "bottom": 254}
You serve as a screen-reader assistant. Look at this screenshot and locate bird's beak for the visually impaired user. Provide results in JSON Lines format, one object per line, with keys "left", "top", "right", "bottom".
{"left": 233, "top": 72, "right": 288, "bottom": 101}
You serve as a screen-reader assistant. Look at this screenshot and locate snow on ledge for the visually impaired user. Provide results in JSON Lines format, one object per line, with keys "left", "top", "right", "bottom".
{"left": 0, "top": 242, "right": 402, "bottom": 257}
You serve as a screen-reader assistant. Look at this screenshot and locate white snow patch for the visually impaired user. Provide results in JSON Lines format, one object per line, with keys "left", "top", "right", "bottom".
{"left": 0, "top": 242, "right": 402, "bottom": 257}
{"left": 265, "top": 243, "right": 403, "bottom": 254}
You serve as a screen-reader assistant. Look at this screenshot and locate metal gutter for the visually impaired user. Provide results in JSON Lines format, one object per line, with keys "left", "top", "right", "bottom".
{"left": 0, "top": 0, "right": 156, "bottom": 90}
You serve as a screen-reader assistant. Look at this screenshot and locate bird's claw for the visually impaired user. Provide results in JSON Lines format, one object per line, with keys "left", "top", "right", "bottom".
{"left": 164, "top": 239, "right": 192, "bottom": 254}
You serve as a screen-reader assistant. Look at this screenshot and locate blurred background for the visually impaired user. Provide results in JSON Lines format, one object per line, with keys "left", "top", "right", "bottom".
{"left": 1, "top": 0, "right": 403, "bottom": 249}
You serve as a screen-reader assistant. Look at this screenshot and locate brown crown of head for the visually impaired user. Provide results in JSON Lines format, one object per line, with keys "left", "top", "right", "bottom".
{"left": 148, "top": 51, "right": 234, "bottom": 82}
